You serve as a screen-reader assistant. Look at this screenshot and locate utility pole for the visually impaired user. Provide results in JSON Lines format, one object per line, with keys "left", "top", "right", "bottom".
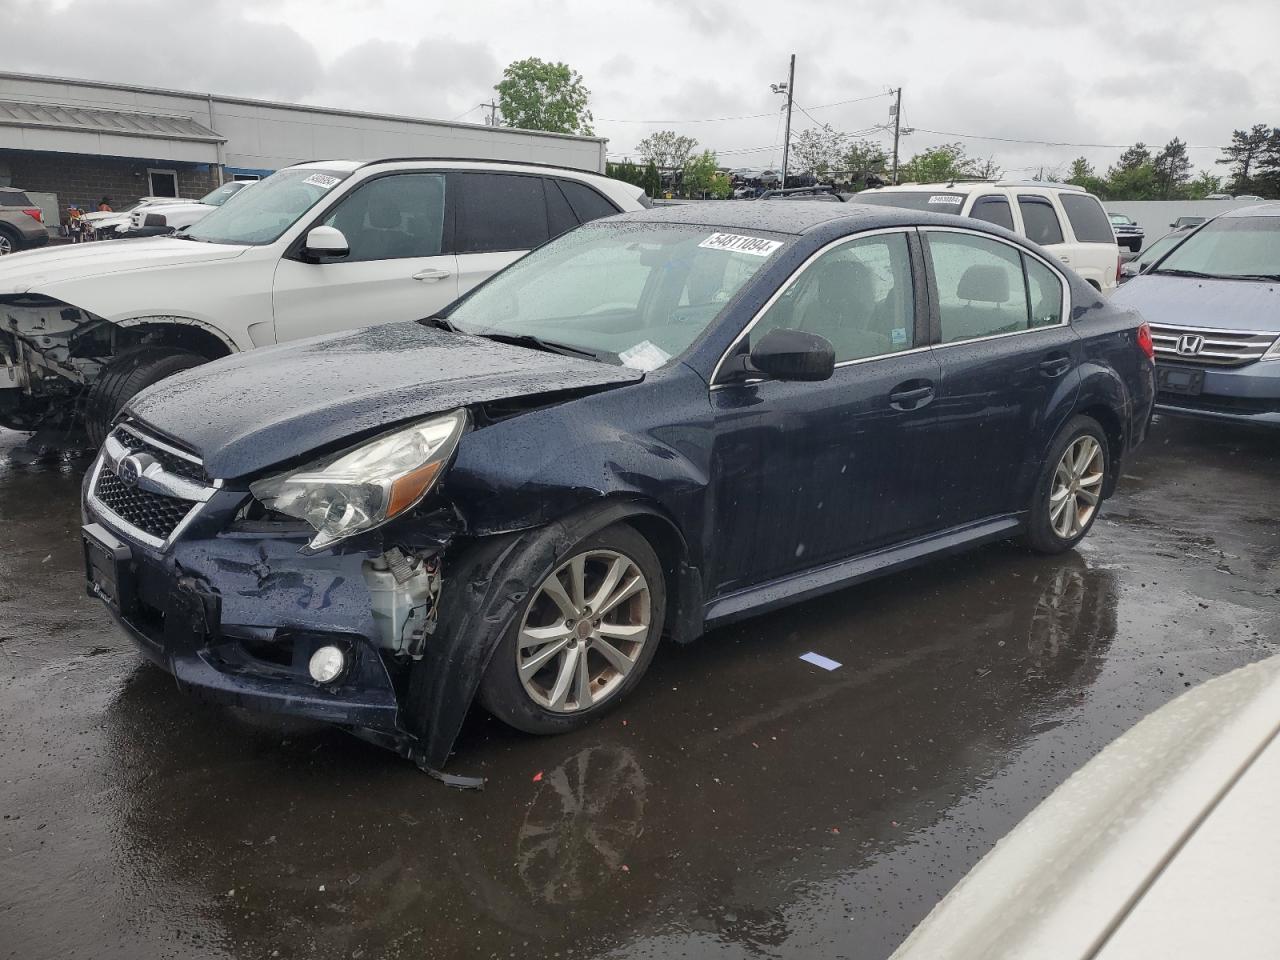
{"left": 483, "top": 100, "right": 498, "bottom": 126}
{"left": 890, "top": 87, "right": 903, "bottom": 184}
{"left": 779, "top": 54, "right": 795, "bottom": 190}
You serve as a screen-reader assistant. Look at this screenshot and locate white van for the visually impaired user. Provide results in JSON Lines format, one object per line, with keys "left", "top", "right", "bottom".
{"left": 855, "top": 181, "right": 1120, "bottom": 293}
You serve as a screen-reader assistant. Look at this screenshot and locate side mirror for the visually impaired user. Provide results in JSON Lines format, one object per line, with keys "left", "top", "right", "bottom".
{"left": 723, "top": 328, "right": 836, "bottom": 383}
{"left": 304, "top": 225, "right": 349, "bottom": 263}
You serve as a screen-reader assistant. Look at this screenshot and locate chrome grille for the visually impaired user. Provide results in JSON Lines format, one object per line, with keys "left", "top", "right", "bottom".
{"left": 90, "top": 424, "right": 215, "bottom": 547}
{"left": 93, "top": 470, "right": 195, "bottom": 539}
{"left": 1149, "top": 322, "right": 1278, "bottom": 367}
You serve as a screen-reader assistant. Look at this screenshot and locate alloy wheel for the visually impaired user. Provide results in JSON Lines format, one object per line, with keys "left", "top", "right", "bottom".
{"left": 1049, "top": 435, "right": 1104, "bottom": 539}
{"left": 517, "top": 549, "right": 652, "bottom": 713}
{"left": 0, "top": 235, "right": 12, "bottom": 256}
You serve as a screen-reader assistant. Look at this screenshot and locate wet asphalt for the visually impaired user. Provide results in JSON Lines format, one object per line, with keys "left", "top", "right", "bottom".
{"left": 1, "top": 417, "right": 1277, "bottom": 960}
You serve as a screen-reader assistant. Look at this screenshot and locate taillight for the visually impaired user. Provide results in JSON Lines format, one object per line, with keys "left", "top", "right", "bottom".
{"left": 1137, "top": 322, "right": 1155, "bottom": 361}
{"left": 22, "top": 208, "right": 43, "bottom": 223}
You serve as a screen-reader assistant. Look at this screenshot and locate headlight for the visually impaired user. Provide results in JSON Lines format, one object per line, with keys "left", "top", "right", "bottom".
{"left": 249, "top": 410, "right": 467, "bottom": 552}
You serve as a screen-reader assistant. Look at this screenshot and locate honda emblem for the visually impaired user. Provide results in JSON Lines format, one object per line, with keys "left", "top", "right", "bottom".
{"left": 1175, "top": 334, "right": 1205, "bottom": 357}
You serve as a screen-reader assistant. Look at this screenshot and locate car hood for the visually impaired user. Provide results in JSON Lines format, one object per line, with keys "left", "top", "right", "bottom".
{"left": 126, "top": 322, "right": 645, "bottom": 479}
{"left": 1111, "top": 273, "right": 1280, "bottom": 330}
{"left": 0, "top": 236, "right": 248, "bottom": 295}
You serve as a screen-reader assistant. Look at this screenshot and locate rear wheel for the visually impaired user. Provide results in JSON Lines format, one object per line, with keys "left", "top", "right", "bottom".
{"left": 479, "top": 524, "right": 665, "bottom": 735}
{"left": 1026, "top": 415, "right": 1109, "bottom": 554}
{"left": 0, "top": 225, "right": 19, "bottom": 256}
{"left": 85, "top": 347, "right": 206, "bottom": 446}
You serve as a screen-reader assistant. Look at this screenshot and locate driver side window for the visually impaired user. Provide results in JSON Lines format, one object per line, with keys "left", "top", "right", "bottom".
{"left": 324, "top": 173, "right": 446, "bottom": 263}
{"left": 753, "top": 232, "right": 915, "bottom": 363}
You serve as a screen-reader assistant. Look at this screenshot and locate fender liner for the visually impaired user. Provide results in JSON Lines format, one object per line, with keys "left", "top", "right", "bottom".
{"left": 404, "top": 499, "right": 701, "bottom": 771}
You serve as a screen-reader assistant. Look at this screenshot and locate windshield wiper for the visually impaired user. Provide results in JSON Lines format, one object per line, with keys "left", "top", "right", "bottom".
{"left": 1149, "top": 268, "right": 1229, "bottom": 280}
{"left": 473, "top": 331, "right": 604, "bottom": 362}
{"left": 1233, "top": 274, "right": 1280, "bottom": 282}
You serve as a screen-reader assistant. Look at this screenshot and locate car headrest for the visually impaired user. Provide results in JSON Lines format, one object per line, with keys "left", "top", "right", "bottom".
{"left": 815, "top": 258, "right": 876, "bottom": 313}
{"left": 366, "top": 195, "right": 402, "bottom": 229}
{"left": 957, "top": 264, "right": 1011, "bottom": 303}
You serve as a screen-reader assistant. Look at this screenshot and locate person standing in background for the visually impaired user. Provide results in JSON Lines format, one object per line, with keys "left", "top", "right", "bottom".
{"left": 67, "top": 205, "right": 83, "bottom": 242}
{"left": 97, "top": 197, "right": 112, "bottom": 212}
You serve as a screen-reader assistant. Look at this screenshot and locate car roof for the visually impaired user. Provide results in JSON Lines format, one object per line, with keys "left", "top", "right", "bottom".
{"left": 865, "top": 180, "right": 1087, "bottom": 195}
{"left": 1220, "top": 202, "right": 1280, "bottom": 219}
{"left": 609, "top": 199, "right": 944, "bottom": 236}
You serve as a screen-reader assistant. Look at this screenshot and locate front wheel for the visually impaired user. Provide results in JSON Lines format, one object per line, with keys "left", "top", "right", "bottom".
{"left": 85, "top": 347, "right": 207, "bottom": 447}
{"left": 479, "top": 524, "right": 666, "bottom": 735}
{"left": 1026, "top": 416, "right": 1109, "bottom": 554}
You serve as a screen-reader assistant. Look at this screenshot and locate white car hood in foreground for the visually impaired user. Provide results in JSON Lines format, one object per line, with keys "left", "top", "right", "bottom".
{"left": 891, "top": 655, "right": 1280, "bottom": 960}
{"left": 0, "top": 236, "right": 247, "bottom": 296}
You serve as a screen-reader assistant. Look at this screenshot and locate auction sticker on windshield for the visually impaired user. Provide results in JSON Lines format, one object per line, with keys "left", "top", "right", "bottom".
{"left": 302, "top": 173, "right": 341, "bottom": 189}
{"left": 698, "top": 233, "right": 783, "bottom": 257}
{"left": 929, "top": 195, "right": 964, "bottom": 205}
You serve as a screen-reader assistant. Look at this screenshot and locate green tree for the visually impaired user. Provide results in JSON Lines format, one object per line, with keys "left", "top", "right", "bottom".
{"left": 1187, "top": 170, "right": 1223, "bottom": 199}
{"left": 606, "top": 160, "right": 645, "bottom": 187}
{"left": 898, "top": 142, "right": 985, "bottom": 183}
{"left": 682, "top": 150, "right": 727, "bottom": 198}
{"left": 635, "top": 130, "right": 698, "bottom": 173}
{"left": 642, "top": 160, "right": 662, "bottom": 198}
{"left": 495, "top": 58, "right": 593, "bottom": 135}
{"left": 790, "top": 123, "right": 847, "bottom": 179}
{"left": 1105, "top": 143, "right": 1157, "bottom": 199}
{"left": 1152, "top": 138, "right": 1193, "bottom": 199}
{"left": 1066, "top": 157, "right": 1108, "bottom": 197}
{"left": 1217, "top": 124, "right": 1273, "bottom": 195}
{"left": 840, "top": 139, "right": 889, "bottom": 189}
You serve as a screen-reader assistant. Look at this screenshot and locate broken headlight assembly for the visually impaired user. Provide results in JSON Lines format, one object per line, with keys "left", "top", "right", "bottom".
{"left": 249, "top": 409, "right": 468, "bottom": 552}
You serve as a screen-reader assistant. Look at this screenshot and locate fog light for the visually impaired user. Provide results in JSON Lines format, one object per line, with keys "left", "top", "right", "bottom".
{"left": 308, "top": 645, "right": 347, "bottom": 684}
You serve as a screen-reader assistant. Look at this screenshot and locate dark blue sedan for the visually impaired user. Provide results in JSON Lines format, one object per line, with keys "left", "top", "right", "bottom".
{"left": 81, "top": 201, "right": 1155, "bottom": 777}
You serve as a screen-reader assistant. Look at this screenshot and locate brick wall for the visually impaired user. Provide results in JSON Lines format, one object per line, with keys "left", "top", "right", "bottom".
{"left": 0, "top": 150, "right": 220, "bottom": 225}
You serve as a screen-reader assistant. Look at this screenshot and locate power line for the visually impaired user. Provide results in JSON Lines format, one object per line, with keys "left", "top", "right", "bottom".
{"left": 907, "top": 126, "right": 1227, "bottom": 151}
{"left": 596, "top": 89, "right": 892, "bottom": 125}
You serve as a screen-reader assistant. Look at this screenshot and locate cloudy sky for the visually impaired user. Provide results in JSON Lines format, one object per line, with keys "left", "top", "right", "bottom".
{"left": 3, "top": 0, "right": 1278, "bottom": 179}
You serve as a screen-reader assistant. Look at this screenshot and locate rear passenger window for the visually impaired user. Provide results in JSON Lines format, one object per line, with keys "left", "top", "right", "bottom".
{"left": 1059, "top": 193, "right": 1115, "bottom": 244}
{"left": 456, "top": 173, "right": 549, "bottom": 253}
{"left": 544, "top": 179, "right": 578, "bottom": 238}
{"left": 1018, "top": 196, "right": 1064, "bottom": 245}
{"left": 753, "top": 232, "right": 915, "bottom": 362}
{"left": 926, "top": 232, "right": 1030, "bottom": 343}
{"left": 557, "top": 180, "right": 620, "bottom": 224}
{"left": 1025, "top": 257, "right": 1064, "bottom": 327}
{"left": 969, "top": 195, "right": 1014, "bottom": 231}
{"left": 0, "top": 191, "right": 33, "bottom": 206}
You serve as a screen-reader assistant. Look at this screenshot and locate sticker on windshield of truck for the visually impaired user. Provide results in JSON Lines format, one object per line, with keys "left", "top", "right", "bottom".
{"left": 698, "top": 233, "right": 783, "bottom": 257}
{"left": 929, "top": 194, "right": 964, "bottom": 205}
{"left": 302, "top": 173, "right": 341, "bottom": 189}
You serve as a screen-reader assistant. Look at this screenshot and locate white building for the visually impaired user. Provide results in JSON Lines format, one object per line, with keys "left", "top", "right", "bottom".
{"left": 0, "top": 71, "right": 607, "bottom": 226}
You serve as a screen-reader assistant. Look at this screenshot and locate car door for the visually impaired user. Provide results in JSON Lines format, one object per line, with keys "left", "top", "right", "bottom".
{"left": 1059, "top": 191, "right": 1120, "bottom": 291}
{"left": 451, "top": 172, "right": 556, "bottom": 299}
{"left": 271, "top": 172, "right": 456, "bottom": 342}
{"left": 1016, "top": 191, "right": 1073, "bottom": 266}
{"left": 921, "top": 227, "right": 1080, "bottom": 527}
{"left": 708, "top": 229, "right": 942, "bottom": 595}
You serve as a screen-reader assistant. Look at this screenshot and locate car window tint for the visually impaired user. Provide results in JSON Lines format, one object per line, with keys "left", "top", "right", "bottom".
{"left": 927, "top": 232, "right": 1031, "bottom": 343}
{"left": 0, "top": 192, "right": 33, "bottom": 206}
{"left": 753, "top": 232, "right": 915, "bottom": 362}
{"left": 324, "top": 173, "right": 445, "bottom": 262}
{"left": 544, "top": 179, "right": 579, "bottom": 238}
{"left": 1018, "top": 195, "right": 1065, "bottom": 245}
{"left": 969, "top": 195, "right": 1014, "bottom": 231}
{"left": 1024, "top": 256, "right": 1064, "bottom": 327}
{"left": 456, "top": 173, "right": 550, "bottom": 253}
{"left": 557, "top": 180, "right": 619, "bottom": 223}
{"left": 1060, "top": 194, "right": 1114, "bottom": 244}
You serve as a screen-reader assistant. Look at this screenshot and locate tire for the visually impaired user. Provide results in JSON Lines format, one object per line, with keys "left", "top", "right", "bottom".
{"left": 0, "top": 225, "right": 19, "bottom": 256}
{"left": 1026, "top": 415, "right": 1110, "bottom": 554}
{"left": 479, "top": 523, "right": 666, "bottom": 735}
{"left": 85, "top": 347, "right": 206, "bottom": 447}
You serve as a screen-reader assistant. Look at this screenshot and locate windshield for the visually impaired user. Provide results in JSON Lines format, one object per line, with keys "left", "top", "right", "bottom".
{"left": 1109, "top": 214, "right": 1133, "bottom": 225}
{"left": 443, "top": 222, "right": 786, "bottom": 368}
{"left": 1135, "top": 231, "right": 1188, "bottom": 271}
{"left": 853, "top": 190, "right": 967, "bottom": 214}
{"left": 185, "top": 168, "right": 350, "bottom": 245}
{"left": 197, "top": 182, "right": 248, "bottom": 207}
{"left": 1153, "top": 216, "right": 1280, "bottom": 278}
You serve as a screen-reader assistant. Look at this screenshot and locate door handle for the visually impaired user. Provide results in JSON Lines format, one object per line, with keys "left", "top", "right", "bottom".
{"left": 1039, "top": 354, "right": 1072, "bottom": 378}
{"left": 412, "top": 268, "right": 452, "bottom": 282}
{"left": 888, "top": 381, "right": 935, "bottom": 411}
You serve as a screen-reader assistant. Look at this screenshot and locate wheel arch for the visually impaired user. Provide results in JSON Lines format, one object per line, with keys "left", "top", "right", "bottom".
{"left": 112, "top": 316, "right": 239, "bottom": 360}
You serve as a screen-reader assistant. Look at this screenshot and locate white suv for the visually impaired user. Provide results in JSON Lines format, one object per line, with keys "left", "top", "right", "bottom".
{"left": 855, "top": 181, "right": 1120, "bottom": 292}
{"left": 0, "top": 159, "right": 648, "bottom": 442}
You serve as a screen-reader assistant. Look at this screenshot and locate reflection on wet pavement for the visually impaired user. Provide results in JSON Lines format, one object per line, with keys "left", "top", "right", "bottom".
{"left": 1, "top": 416, "right": 1276, "bottom": 959}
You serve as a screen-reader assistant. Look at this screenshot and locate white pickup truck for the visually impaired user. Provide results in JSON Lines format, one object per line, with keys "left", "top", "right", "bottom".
{"left": 0, "top": 159, "right": 647, "bottom": 443}
{"left": 118, "top": 181, "right": 254, "bottom": 237}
